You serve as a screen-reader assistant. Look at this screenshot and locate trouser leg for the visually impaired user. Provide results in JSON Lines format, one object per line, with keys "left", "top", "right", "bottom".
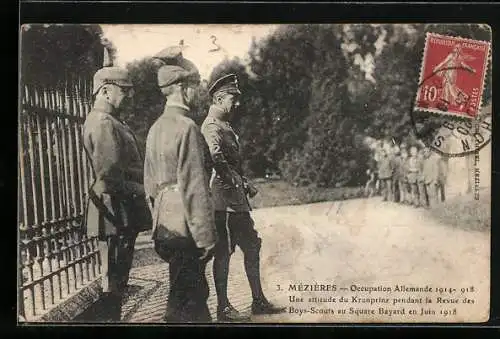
{"left": 96, "top": 234, "right": 136, "bottom": 322}
{"left": 213, "top": 247, "right": 231, "bottom": 309}
{"left": 399, "top": 180, "right": 406, "bottom": 203}
{"left": 233, "top": 213, "right": 265, "bottom": 302}
{"left": 418, "top": 181, "right": 427, "bottom": 207}
{"left": 410, "top": 183, "right": 418, "bottom": 205}
{"left": 425, "top": 184, "right": 434, "bottom": 207}
{"left": 439, "top": 182, "right": 446, "bottom": 202}
{"left": 213, "top": 212, "right": 232, "bottom": 309}
{"left": 387, "top": 179, "right": 393, "bottom": 202}
{"left": 381, "top": 179, "right": 388, "bottom": 201}
{"left": 165, "top": 249, "right": 211, "bottom": 323}
{"left": 364, "top": 181, "right": 371, "bottom": 197}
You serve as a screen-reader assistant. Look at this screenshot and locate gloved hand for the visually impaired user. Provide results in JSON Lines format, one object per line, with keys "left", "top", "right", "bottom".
{"left": 246, "top": 182, "right": 259, "bottom": 198}
{"left": 199, "top": 243, "right": 216, "bottom": 261}
{"left": 243, "top": 177, "right": 258, "bottom": 198}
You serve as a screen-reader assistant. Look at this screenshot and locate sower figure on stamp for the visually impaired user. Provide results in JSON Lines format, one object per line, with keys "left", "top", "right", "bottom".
{"left": 432, "top": 45, "right": 476, "bottom": 111}
{"left": 143, "top": 47, "right": 217, "bottom": 323}
{"left": 201, "top": 73, "right": 285, "bottom": 322}
{"left": 83, "top": 58, "right": 151, "bottom": 322}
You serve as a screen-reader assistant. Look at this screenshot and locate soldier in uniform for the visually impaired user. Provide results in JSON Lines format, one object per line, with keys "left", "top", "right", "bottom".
{"left": 143, "top": 47, "right": 217, "bottom": 323}
{"left": 201, "top": 73, "right": 285, "bottom": 322}
{"left": 83, "top": 64, "right": 150, "bottom": 321}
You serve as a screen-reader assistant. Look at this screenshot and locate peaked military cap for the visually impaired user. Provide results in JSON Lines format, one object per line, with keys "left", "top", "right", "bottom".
{"left": 208, "top": 73, "right": 241, "bottom": 97}
{"left": 155, "top": 46, "right": 201, "bottom": 88}
{"left": 92, "top": 66, "right": 133, "bottom": 95}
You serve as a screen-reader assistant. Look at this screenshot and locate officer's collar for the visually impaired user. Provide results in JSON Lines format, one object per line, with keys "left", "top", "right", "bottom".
{"left": 165, "top": 100, "right": 190, "bottom": 114}
{"left": 208, "top": 105, "right": 231, "bottom": 123}
{"left": 93, "top": 99, "right": 116, "bottom": 115}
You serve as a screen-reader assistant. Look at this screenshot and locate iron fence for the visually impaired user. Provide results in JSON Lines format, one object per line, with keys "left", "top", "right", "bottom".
{"left": 18, "top": 74, "right": 102, "bottom": 321}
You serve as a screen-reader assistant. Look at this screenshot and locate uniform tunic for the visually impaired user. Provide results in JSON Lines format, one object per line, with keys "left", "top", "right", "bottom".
{"left": 201, "top": 105, "right": 260, "bottom": 256}
{"left": 377, "top": 155, "right": 394, "bottom": 180}
{"left": 143, "top": 103, "right": 216, "bottom": 250}
{"left": 144, "top": 102, "right": 217, "bottom": 323}
{"left": 83, "top": 100, "right": 145, "bottom": 296}
{"left": 406, "top": 156, "right": 420, "bottom": 184}
{"left": 200, "top": 106, "right": 251, "bottom": 213}
{"left": 83, "top": 101, "right": 145, "bottom": 238}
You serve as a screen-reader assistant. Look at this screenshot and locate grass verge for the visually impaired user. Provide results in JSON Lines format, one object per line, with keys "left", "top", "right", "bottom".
{"left": 427, "top": 187, "right": 491, "bottom": 233}
{"left": 249, "top": 179, "right": 364, "bottom": 209}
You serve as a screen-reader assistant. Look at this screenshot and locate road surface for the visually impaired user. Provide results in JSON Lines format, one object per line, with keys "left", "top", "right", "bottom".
{"left": 118, "top": 197, "right": 490, "bottom": 323}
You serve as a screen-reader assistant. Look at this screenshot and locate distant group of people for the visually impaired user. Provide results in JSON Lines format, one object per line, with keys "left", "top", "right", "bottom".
{"left": 364, "top": 139, "right": 447, "bottom": 208}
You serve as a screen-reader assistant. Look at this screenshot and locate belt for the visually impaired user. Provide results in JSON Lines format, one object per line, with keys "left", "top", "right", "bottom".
{"left": 157, "top": 182, "right": 178, "bottom": 193}
{"left": 150, "top": 183, "right": 179, "bottom": 240}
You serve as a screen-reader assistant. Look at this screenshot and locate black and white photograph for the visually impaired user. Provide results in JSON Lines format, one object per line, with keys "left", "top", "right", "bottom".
{"left": 18, "top": 23, "right": 491, "bottom": 324}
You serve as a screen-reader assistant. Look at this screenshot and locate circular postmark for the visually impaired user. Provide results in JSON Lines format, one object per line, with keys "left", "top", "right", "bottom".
{"left": 411, "top": 33, "right": 492, "bottom": 157}
{"left": 422, "top": 113, "right": 492, "bottom": 157}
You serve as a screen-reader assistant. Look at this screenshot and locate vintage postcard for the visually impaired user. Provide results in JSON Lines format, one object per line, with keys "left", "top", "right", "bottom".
{"left": 18, "top": 23, "right": 492, "bottom": 324}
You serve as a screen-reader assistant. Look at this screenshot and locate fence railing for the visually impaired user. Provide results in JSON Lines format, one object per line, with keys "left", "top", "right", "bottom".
{"left": 18, "top": 74, "right": 102, "bottom": 321}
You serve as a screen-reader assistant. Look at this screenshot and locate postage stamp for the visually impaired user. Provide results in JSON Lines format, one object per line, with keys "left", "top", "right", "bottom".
{"left": 414, "top": 33, "right": 491, "bottom": 119}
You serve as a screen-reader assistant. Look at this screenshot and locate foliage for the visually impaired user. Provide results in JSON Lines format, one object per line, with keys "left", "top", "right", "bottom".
{"left": 124, "top": 57, "right": 213, "bottom": 151}
{"left": 124, "top": 58, "right": 165, "bottom": 151}
{"left": 122, "top": 24, "right": 492, "bottom": 188}
{"left": 20, "top": 24, "right": 116, "bottom": 87}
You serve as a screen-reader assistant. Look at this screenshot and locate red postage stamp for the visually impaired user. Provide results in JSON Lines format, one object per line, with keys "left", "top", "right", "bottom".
{"left": 415, "top": 32, "right": 491, "bottom": 118}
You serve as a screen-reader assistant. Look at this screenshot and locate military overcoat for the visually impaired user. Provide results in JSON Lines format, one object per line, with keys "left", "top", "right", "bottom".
{"left": 83, "top": 101, "right": 149, "bottom": 239}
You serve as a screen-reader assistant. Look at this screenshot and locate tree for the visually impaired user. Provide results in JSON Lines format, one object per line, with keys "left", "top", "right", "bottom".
{"left": 277, "top": 25, "right": 372, "bottom": 187}
{"left": 368, "top": 24, "right": 424, "bottom": 144}
{"left": 20, "top": 24, "right": 115, "bottom": 87}
{"left": 124, "top": 57, "right": 212, "bottom": 153}
{"left": 124, "top": 57, "right": 165, "bottom": 151}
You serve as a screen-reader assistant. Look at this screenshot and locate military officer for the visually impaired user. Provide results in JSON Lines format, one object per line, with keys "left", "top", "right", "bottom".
{"left": 201, "top": 73, "right": 285, "bottom": 322}
{"left": 83, "top": 64, "right": 150, "bottom": 322}
{"left": 143, "top": 46, "right": 217, "bottom": 323}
